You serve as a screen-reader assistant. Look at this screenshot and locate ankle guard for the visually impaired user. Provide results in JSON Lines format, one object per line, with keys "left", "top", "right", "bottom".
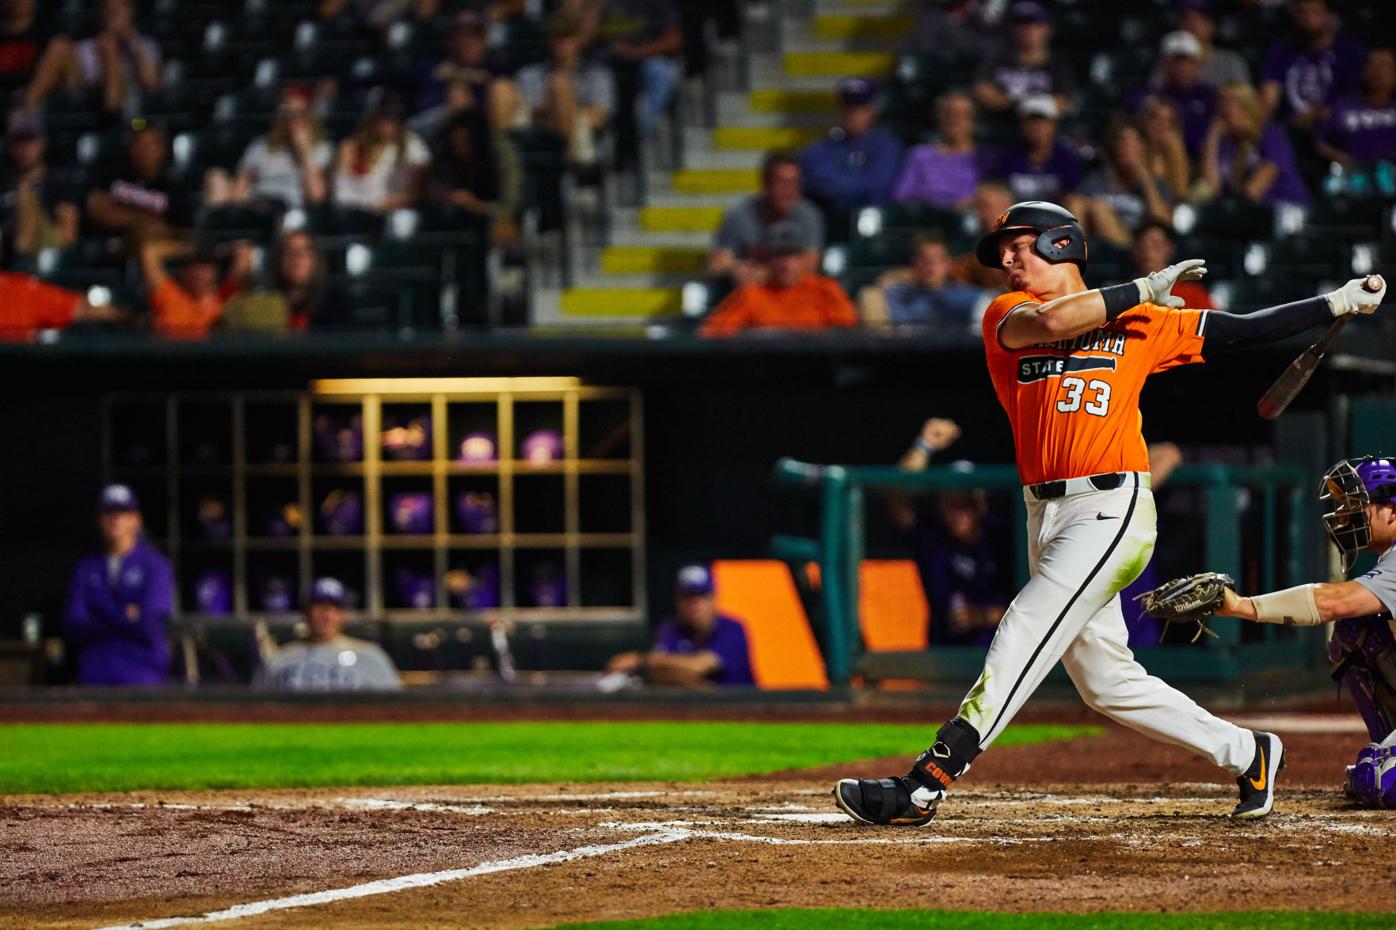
{"left": 907, "top": 718, "right": 983, "bottom": 792}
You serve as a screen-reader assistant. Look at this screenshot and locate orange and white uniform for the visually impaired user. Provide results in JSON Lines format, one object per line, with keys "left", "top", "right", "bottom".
{"left": 954, "top": 289, "right": 1255, "bottom": 777}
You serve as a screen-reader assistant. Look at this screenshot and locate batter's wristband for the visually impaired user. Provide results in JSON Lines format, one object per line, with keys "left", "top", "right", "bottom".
{"left": 1099, "top": 282, "right": 1140, "bottom": 321}
{"left": 914, "top": 437, "right": 935, "bottom": 455}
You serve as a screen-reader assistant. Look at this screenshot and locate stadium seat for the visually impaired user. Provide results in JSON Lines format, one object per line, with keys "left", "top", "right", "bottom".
{"left": 1194, "top": 197, "right": 1275, "bottom": 240}
{"left": 199, "top": 205, "right": 279, "bottom": 245}
{"left": 1307, "top": 196, "right": 1388, "bottom": 240}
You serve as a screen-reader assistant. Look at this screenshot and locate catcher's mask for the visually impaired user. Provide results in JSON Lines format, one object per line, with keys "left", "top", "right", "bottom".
{"left": 1319, "top": 456, "right": 1396, "bottom": 572}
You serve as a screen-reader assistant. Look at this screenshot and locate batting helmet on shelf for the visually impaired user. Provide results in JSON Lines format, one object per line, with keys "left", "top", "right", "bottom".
{"left": 975, "top": 200, "right": 1088, "bottom": 269}
{"left": 1319, "top": 455, "right": 1396, "bottom": 571}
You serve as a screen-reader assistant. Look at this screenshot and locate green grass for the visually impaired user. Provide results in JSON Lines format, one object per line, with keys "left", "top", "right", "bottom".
{"left": 550, "top": 910, "right": 1385, "bottom": 930}
{"left": 0, "top": 721, "right": 1094, "bottom": 794}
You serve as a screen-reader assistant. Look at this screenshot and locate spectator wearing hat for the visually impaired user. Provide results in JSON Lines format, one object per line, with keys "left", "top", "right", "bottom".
{"left": 1261, "top": 0, "right": 1364, "bottom": 129}
{"left": 255, "top": 577, "right": 401, "bottom": 691}
{"left": 584, "top": 0, "right": 683, "bottom": 170}
{"left": 63, "top": 484, "right": 172, "bottom": 687}
{"left": 1316, "top": 48, "right": 1396, "bottom": 191}
{"left": 1149, "top": 1, "right": 1250, "bottom": 90}
{"left": 0, "top": 0, "right": 53, "bottom": 101}
{"left": 333, "top": 89, "right": 432, "bottom": 213}
{"left": 858, "top": 233, "right": 989, "bottom": 331}
{"left": 23, "top": 0, "right": 160, "bottom": 115}
{"left": 1131, "top": 31, "right": 1219, "bottom": 159}
{"left": 799, "top": 78, "right": 904, "bottom": 216}
{"left": 701, "top": 221, "right": 856, "bottom": 336}
{"left": 950, "top": 181, "right": 1014, "bottom": 293}
{"left": 1131, "top": 221, "right": 1214, "bottom": 309}
{"left": 413, "top": 11, "right": 520, "bottom": 137}
{"left": 993, "top": 95, "right": 1082, "bottom": 202}
{"left": 973, "top": 1, "right": 1076, "bottom": 117}
{"left": 84, "top": 120, "right": 193, "bottom": 248}
{"left": 516, "top": 10, "right": 615, "bottom": 166}
{"left": 141, "top": 238, "right": 253, "bottom": 339}
{"left": 204, "top": 85, "right": 331, "bottom": 211}
{"left": 605, "top": 565, "right": 754, "bottom": 687}
{"left": 0, "top": 109, "right": 77, "bottom": 265}
{"left": 1202, "top": 82, "right": 1310, "bottom": 205}
{"left": 707, "top": 150, "right": 824, "bottom": 296}
{"left": 893, "top": 91, "right": 994, "bottom": 211}
{"left": 1075, "top": 120, "right": 1174, "bottom": 248}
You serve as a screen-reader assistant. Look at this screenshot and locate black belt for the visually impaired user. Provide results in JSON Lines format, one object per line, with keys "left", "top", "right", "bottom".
{"left": 1028, "top": 472, "right": 1128, "bottom": 501}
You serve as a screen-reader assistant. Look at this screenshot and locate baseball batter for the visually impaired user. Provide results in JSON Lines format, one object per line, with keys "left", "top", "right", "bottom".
{"left": 1208, "top": 457, "right": 1396, "bottom": 807}
{"left": 834, "top": 201, "right": 1387, "bottom": 825}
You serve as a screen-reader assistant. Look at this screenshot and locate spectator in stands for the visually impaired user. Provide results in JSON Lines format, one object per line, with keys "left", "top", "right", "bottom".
{"left": 973, "top": 1, "right": 1075, "bottom": 118}
{"left": 255, "top": 577, "right": 402, "bottom": 691}
{"left": 141, "top": 239, "right": 251, "bottom": 339}
{"left": 892, "top": 91, "right": 991, "bottom": 210}
{"left": 333, "top": 89, "right": 431, "bottom": 213}
{"left": 204, "top": 85, "right": 331, "bottom": 211}
{"left": 886, "top": 418, "right": 1010, "bottom": 647}
{"left": 858, "top": 233, "right": 989, "bottom": 330}
{"left": 1260, "top": 0, "right": 1363, "bottom": 129}
{"left": 0, "top": 110, "right": 77, "bottom": 265}
{"left": 800, "top": 78, "right": 903, "bottom": 214}
{"left": 1201, "top": 82, "right": 1310, "bottom": 204}
{"left": 950, "top": 181, "right": 1013, "bottom": 293}
{"left": 63, "top": 484, "right": 172, "bottom": 686}
{"left": 1133, "top": 31, "right": 1218, "bottom": 160}
{"left": 219, "top": 230, "right": 353, "bottom": 332}
{"left": 902, "top": 0, "right": 994, "bottom": 59}
{"left": 585, "top": 0, "right": 683, "bottom": 170}
{"left": 412, "top": 11, "right": 520, "bottom": 138}
{"left": 1137, "top": 95, "right": 1193, "bottom": 204}
{"left": 604, "top": 565, "right": 754, "bottom": 687}
{"left": 701, "top": 221, "right": 855, "bottom": 336}
{"left": 1131, "top": 221, "right": 1214, "bottom": 309}
{"left": 84, "top": 120, "right": 192, "bottom": 247}
{"left": 1075, "top": 120, "right": 1174, "bottom": 248}
{"left": 707, "top": 150, "right": 823, "bottom": 294}
{"left": 430, "top": 109, "right": 521, "bottom": 247}
{"left": 1316, "top": 48, "right": 1396, "bottom": 192}
{"left": 0, "top": 0, "right": 51, "bottom": 102}
{"left": 516, "top": 10, "right": 614, "bottom": 166}
{"left": 1151, "top": 0, "right": 1250, "bottom": 89}
{"left": 23, "top": 0, "right": 160, "bottom": 115}
{"left": 0, "top": 269, "right": 124, "bottom": 339}
{"left": 995, "top": 95, "right": 1082, "bottom": 202}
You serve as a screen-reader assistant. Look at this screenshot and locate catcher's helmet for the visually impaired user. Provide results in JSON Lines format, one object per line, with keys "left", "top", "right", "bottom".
{"left": 975, "top": 200, "right": 1088, "bottom": 269}
{"left": 1319, "top": 456, "right": 1396, "bottom": 571}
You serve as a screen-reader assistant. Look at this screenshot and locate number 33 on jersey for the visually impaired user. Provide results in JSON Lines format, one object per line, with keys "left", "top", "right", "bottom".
{"left": 982, "top": 290, "right": 1209, "bottom": 486}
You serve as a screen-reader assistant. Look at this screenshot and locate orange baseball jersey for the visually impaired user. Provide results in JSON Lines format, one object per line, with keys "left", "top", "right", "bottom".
{"left": 982, "top": 289, "right": 1208, "bottom": 485}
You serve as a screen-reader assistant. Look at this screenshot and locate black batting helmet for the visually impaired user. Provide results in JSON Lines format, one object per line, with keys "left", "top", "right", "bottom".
{"left": 975, "top": 200, "right": 1088, "bottom": 269}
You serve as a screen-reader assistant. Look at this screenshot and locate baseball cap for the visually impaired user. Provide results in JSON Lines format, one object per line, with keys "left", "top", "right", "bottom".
{"left": 1160, "top": 30, "right": 1203, "bottom": 59}
{"left": 1018, "top": 94, "right": 1059, "bottom": 120}
{"left": 6, "top": 109, "right": 43, "bottom": 140}
{"left": 760, "top": 220, "right": 808, "bottom": 256}
{"left": 99, "top": 483, "right": 140, "bottom": 513}
{"left": 675, "top": 564, "right": 715, "bottom": 598}
{"left": 1009, "top": 1, "right": 1051, "bottom": 25}
{"left": 309, "top": 576, "right": 347, "bottom": 607}
{"left": 836, "top": 77, "right": 878, "bottom": 108}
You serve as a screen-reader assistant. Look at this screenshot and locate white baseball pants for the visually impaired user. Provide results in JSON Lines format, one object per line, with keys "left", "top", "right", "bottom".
{"left": 955, "top": 472, "right": 1255, "bottom": 775}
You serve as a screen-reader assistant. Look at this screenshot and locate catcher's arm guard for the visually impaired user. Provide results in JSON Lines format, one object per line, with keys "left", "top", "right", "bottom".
{"left": 1136, "top": 572, "right": 1236, "bottom": 644}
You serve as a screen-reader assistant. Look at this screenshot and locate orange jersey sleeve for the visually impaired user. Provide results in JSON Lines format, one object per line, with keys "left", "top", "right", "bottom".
{"left": 0, "top": 273, "right": 81, "bottom": 339}
{"left": 982, "top": 293, "right": 1209, "bottom": 485}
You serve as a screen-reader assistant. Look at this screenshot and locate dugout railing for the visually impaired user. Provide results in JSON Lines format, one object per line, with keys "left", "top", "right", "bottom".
{"left": 771, "top": 459, "right": 1325, "bottom": 690}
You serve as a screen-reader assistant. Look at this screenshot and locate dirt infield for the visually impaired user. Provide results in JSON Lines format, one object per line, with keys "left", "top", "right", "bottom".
{"left": 2, "top": 720, "right": 1390, "bottom": 930}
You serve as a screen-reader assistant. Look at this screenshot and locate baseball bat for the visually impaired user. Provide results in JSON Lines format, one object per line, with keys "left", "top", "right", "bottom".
{"left": 1256, "top": 275, "right": 1384, "bottom": 420}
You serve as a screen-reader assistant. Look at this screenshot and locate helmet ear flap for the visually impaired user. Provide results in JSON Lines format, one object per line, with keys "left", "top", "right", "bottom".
{"left": 1034, "top": 226, "right": 1087, "bottom": 265}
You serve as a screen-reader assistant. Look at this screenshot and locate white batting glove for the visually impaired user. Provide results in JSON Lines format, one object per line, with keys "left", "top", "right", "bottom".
{"left": 1134, "top": 258, "right": 1208, "bottom": 309}
{"left": 1326, "top": 275, "right": 1387, "bottom": 316}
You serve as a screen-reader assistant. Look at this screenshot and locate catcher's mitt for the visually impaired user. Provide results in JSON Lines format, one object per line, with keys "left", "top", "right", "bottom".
{"left": 1136, "top": 572, "right": 1235, "bottom": 644}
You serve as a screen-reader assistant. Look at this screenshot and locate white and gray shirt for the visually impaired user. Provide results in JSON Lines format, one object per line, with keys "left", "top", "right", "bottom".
{"left": 1355, "top": 544, "right": 1396, "bottom": 624}
{"left": 255, "top": 635, "right": 402, "bottom": 691}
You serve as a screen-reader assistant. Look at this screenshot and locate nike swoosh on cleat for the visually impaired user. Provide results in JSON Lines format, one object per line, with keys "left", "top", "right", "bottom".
{"left": 1095, "top": 513, "right": 1117, "bottom": 520}
{"left": 1248, "top": 745, "right": 1268, "bottom": 791}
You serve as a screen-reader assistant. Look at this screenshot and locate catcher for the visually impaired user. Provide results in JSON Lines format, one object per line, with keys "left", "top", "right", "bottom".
{"left": 1141, "top": 456, "right": 1396, "bottom": 807}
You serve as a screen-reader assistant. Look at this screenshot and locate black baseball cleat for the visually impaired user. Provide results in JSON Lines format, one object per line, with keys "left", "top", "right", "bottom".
{"left": 1232, "top": 730, "right": 1285, "bottom": 819}
{"left": 832, "top": 777, "right": 939, "bottom": 826}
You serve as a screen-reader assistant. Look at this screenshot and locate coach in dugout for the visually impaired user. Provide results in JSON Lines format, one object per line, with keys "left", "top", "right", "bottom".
{"left": 63, "top": 484, "right": 173, "bottom": 686}
{"left": 255, "top": 577, "right": 401, "bottom": 691}
{"left": 606, "top": 565, "right": 755, "bottom": 687}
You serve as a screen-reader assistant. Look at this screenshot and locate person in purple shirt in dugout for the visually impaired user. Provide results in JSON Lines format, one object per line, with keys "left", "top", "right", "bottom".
{"left": 1260, "top": 0, "right": 1364, "bottom": 128}
{"left": 605, "top": 564, "right": 754, "bottom": 687}
{"left": 1317, "top": 48, "right": 1396, "bottom": 180}
{"left": 63, "top": 484, "right": 173, "bottom": 686}
{"left": 799, "top": 77, "right": 904, "bottom": 211}
{"left": 995, "top": 95, "right": 1082, "bottom": 203}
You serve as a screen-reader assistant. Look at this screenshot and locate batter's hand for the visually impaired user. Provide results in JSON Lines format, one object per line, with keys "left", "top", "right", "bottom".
{"left": 1326, "top": 275, "right": 1387, "bottom": 316}
{"left": 1135, "top": 258, "right": 1208, "bottom": 309}
{"left": 919, "top": 418, "right": 961, "bottom": 452}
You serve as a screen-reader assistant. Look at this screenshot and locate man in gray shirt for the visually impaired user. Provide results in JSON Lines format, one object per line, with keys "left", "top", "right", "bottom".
{"left": 255, "top": 577, "right": 401, "bottom": 691}
{"left": 707, "top": 150, "right": 824, "bottom": 301}
{"left": 1213, "top": 455, "right": 1396, "bottom": 806}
